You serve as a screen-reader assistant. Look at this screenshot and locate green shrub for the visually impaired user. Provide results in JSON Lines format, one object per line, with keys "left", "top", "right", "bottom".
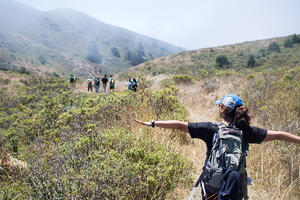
{"left": 0, "top": 73, "right": 192, "bottom": 199}
{"left": 267, "top": 42, "right": 280, "bottom": 53}
{"left": 160, "top": 78, "right": 174, "bottom": 88}
{"left": 16, "top": 67, "right": 31, "bottom": 74}
{"left": 247, "top": 55, "right": 256, "bottom": 67}
{"left": 11, "top": 129, "right": 191, "bottom": 200}
{"left": 283, "top": 38, "right": 293, "bottom": 48}
{"left": 173, "top": 74, "right": 193, "bottom": 84}
{"left": 0, "top": 78, "right": 10, "bottom": 85}
{"left": 215, "top": 55, "right": 230, "bottom": 68}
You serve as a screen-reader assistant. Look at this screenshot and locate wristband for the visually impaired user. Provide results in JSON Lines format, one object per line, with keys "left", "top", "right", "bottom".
{"left": 151, "top": 120, "right": 155, "bottom": 128}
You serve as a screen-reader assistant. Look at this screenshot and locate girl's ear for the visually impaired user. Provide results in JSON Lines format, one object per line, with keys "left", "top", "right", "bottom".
{"left": 218, "top": 104, "right": 226, "bottom": 113}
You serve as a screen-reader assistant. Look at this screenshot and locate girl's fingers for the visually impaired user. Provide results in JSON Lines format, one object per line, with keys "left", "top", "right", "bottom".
{"left": 134, "top": 119, "right": 150, "bottom": 126}
{"left": 134, "top": 119, "right": 144, "bottom": 124}
{"left": 134, "top": 118, "right": 141, "bottom": 123}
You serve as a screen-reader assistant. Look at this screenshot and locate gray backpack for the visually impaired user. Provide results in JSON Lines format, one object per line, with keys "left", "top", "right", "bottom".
{"left": 201, "top": 123, "right": 248, "bottom": 197}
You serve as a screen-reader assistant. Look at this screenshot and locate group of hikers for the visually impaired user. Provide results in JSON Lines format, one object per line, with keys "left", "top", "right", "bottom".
{"left": 86, "top": 75, "right": 115, "bottom": 93}
{"left": 69, "top": 74, "right": 138, "bottom": 93}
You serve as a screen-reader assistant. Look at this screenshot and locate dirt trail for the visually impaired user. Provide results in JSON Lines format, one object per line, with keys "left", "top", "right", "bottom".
{"left": 175, "top": 79, "right": 236, "bottom": 200}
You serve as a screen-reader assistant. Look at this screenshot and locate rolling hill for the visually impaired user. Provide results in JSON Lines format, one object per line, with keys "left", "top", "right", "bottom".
{"left": 123, "top": 34, "right": 300, "bottom": 78}
{"left": 0, "top": 0, "right": 184, "bottom": 78}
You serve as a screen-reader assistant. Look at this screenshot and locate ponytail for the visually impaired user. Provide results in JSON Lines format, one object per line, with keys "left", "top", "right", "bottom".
{"left": 233, "top": 106, "right": 250, "bottom": 130}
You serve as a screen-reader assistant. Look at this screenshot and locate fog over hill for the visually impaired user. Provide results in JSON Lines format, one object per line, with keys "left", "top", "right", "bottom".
{"left": 0, "top": 0, "right": 184, "bottom": 77}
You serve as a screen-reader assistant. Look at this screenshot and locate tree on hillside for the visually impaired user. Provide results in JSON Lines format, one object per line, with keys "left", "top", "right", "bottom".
{"left": 258, "top": 48, "right": 266, "bottom": 57}
{"left": 111, "top": 47, "right": 120, "bottom": 58}
{"left": 18, "top": 67, "right": 31, "bottom": 74}
{"left": 268, "top": 42, "right": 280, "bottom": 53}
{"left": 87, "top": 44, "right": 102, "bottom": 64}
{"left": 124, "top": 49, "right": 146, "bottom": 66}
{"left": 137, "top": 43, "right": 145, "bottom": 57}
{"left": 38, "top": 55, "right": 47, "bottom": 65}
{"left": 283, "top": 34, "right": 300, "bottom": 48}
{"left": 130, "top": 53, "right": 146, "bottom": 66}
{"left": 215, "top": 55, "right": 230, "bottom": 68}
{"left": 124, "top": 50, "right": 132, "bottom": 61}
{"left": 292, "top": 34, "right": 300, "bottom": 43}
{"left": 247, "top": 55, "right": 256, "bottom": 67}
{"left": 283, "top": 38, "right": 293, "bottom": 48}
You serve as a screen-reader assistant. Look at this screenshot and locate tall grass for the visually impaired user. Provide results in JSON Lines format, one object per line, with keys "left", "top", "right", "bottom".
{"left": 243, "top": 66, "right": 300, "bottom": 199}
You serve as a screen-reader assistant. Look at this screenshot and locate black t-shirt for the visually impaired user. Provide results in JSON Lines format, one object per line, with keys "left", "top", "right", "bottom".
{"left": 102, "top": 77, "right": 108, "bottom": 84}
{"left": 188, "top": 122, "right": 267, "bottom": 152}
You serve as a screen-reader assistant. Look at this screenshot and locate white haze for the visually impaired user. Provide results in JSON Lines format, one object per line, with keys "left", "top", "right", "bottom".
{"left": 13, "top": 0, "right": 300, "bottom": 50}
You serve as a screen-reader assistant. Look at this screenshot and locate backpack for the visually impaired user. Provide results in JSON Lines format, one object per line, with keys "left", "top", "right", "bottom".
{"left": 109, "top": 78, "right": 115, "bottom": 86}
{"left": 69, "top": 76, "right": 74, "bottom": 83}
{"left": 201, "top": 123, "right": 248, "bottom": 197}
{"left": 88, "top": 79, "right": 92, "bottom": 86}
{"left": 128, "top": 81, "right": 137, "bottom": 92}
{"left": 94, "top": 78, "right": 100, "bottom": 85}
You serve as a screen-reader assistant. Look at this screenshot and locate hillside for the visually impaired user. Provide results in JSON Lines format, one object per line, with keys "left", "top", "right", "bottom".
{"left": 0, "top": 0, "right": 184, "bottom": 78}
{"left": 121, "top": 34, "right": 300, "bottom": 78}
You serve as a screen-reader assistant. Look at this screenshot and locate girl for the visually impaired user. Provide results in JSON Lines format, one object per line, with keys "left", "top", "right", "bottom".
{"left": 135, "top": 94, "right": 300, "bottom": 200}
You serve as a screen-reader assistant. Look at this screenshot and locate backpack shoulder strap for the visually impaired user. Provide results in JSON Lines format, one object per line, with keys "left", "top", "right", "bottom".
{"left": 199, "top": 122, "right": 222, "bottom": 178}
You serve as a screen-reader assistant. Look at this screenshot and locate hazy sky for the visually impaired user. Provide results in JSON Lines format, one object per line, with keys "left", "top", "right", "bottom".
{"left": 15, "top": 0, "right": 300, "bottom": 50}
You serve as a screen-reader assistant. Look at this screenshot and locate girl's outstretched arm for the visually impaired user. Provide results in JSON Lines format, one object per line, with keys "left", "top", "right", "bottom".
{"left": 264, "top": 130, "right": 300, "bottom": 144}
{"left": 134, "top": 119, "right": 189, "bottom": 132}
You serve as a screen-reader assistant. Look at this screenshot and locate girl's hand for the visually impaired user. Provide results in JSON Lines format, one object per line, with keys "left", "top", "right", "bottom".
{"left": 134, "top": 119, "right": 151, "bottom": 127}
{"left": 134, "top": 119, "right": 189, "bottom": 132}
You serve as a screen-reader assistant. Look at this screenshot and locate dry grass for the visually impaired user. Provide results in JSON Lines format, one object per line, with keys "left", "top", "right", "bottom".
{"left": 0, "top": 149, "right": 27, "bottom": 181}
{"left": 0, "top": 71, "right": 26, "bottom": 97}
{"left": 247, "top": 143, "right": 300, "bottom": 200}
{"left": 177, "top": 76, "right": 244, "bottom": 122}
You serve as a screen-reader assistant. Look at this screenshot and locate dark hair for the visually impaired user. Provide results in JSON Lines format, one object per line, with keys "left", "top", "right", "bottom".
{"left": 233, "top": 106, "right": 250, "bottom": 130}
{"left": 221, "top": 104, "right": 251, "bottom": 130}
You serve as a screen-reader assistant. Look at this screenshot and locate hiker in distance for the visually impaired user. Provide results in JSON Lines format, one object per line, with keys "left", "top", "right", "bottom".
{"left": 108, "top": 75, "right": 115, "bottom": 92}
{"left": 69, "top": 74, "right": 76, "bottom": 89}
{"left": 134, "top": 94, "right": 300, "bottom": 200}
{"left": 69, "top": 74, "right": 76, "bottom": 84}
{"left": 87, "top": 76, "right": 93, "bottom": 92}
{"left": 93, "top": 76, "right": 100, "bottom": 93}
{"left": 101, "top": 74, "right": 108, "bottom": 93}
